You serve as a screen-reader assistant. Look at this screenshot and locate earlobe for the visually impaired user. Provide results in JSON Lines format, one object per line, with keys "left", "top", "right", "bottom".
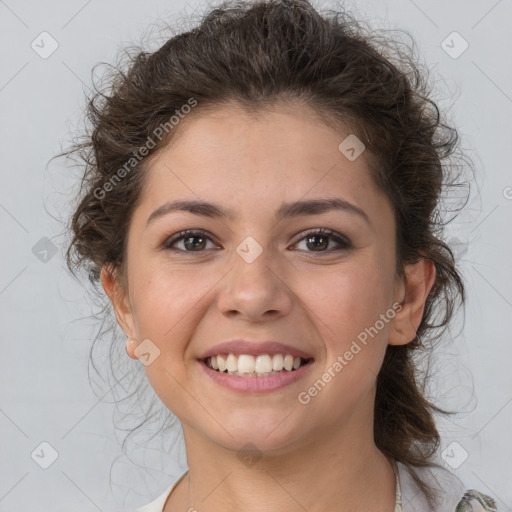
{"left": 125, "top": 337, "right": 140, "bottom": 359}
{"left": 389, "top": 258, "right": 436, "bottom": 346}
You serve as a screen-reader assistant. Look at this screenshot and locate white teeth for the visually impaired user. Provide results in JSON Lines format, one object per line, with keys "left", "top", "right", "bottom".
{"left": 207, "top": 353, "right": 308, "bottom": 376}
{"left": 272, "top": 354, "right": 284, "bottom": 371}
{"left": 255, "top": 354, "right": 273, "bottom": 373}
{"left": 237, "top": 354, "right": 255, "bottom": 373}
{"left": 226, "top": 353, "right": 238, "bottom": 372}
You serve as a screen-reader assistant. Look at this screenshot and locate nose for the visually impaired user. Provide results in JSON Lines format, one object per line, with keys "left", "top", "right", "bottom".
{"left": 216, "top": 246, "right": 293, "bottom": 323}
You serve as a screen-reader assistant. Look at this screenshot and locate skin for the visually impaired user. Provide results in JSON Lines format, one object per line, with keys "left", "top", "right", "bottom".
{"left": 101, "top": 101, "right": 435, "bottom": 512}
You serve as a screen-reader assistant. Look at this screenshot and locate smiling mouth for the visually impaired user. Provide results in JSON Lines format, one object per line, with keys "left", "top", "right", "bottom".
{"left": 203, "top": 353, "right": 313, "bottom": 377}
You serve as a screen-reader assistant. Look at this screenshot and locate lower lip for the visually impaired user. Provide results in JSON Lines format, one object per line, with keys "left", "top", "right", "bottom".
{"left": 198, "top": 359, "right": 314, "bottom": 393}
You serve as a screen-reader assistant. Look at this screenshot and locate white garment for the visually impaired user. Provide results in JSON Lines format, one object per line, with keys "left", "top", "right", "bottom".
{"left": 135, "top": 459, "right": 472, "bottom": 512}
{"left": 136, "top": 471, "right": 186, "bottom": 512}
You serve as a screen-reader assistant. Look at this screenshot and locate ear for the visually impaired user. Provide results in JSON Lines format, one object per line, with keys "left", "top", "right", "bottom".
{"left": 388, "top": 258, "right": 436, "bottom": 346}
{"left": 100, "top": 264, "right": 138, "bottom": 359}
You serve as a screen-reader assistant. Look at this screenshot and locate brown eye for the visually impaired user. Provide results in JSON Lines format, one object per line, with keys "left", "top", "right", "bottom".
{"left": 293, "top": 229, "right": 352, "bottom": 253}
{"left": 163, "top": 230, "right": 218, "bottom": 252}
{"left": 305, "top": 234, "right": 330, "bottom": 251}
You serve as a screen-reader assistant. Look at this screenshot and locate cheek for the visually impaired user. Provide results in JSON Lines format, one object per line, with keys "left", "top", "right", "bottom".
{"left": 294, "top": 265, "right": 393, "bottom": 417}
{"left": 131, "top": 261, "right": 203, "bottom": 330}
{"left": 302, "top": 261, "right": 393, "bottom": 342}
{"left": 129, "top": 266, "right": 207, "bottom": 414}
{"left": 126, "top": 265, "right": 204, "bottom": 375}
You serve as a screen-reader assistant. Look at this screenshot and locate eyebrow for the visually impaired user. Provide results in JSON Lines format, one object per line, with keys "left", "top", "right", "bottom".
{"left": 146, "top": 197, "right": 370, "bottom": 227}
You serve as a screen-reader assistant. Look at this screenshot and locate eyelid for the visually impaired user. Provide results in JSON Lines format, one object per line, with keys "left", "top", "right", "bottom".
{"left": 293, "top": 227, "right": 351, "bottom": 244}
{"left": 162, "top": 229, "right": 220, "bottom": 252}
{"left": 291, "top": 227, "right": 353, "bottom": 251}
{"left": 163, "top": 227, "right": 352, "bottom": 253}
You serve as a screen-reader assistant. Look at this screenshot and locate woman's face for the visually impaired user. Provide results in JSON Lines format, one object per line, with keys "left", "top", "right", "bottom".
{"left": 105, "top": 102, "right": 408, "bottom": 454}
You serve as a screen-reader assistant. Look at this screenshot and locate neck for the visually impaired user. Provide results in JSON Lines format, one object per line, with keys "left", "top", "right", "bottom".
{"left": 165, "top": 402, "right": 396, "bottom": 512}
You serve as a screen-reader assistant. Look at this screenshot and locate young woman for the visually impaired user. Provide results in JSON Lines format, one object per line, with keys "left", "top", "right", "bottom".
{"left": 63, "top": 1, "right": 498, "bottom": 510}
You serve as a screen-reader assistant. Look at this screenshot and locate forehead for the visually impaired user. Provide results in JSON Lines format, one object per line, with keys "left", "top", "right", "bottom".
{"left": 135, "top": 102, "right": 392, "bottom": 228}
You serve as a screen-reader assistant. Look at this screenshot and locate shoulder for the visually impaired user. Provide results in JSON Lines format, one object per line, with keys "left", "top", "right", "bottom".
{"left": 136, "top": 485, "right": 174, "bottom": 512}
{"left": 455, "top": 490, "right": 498, "bottom": 512}
{"left": 136, "top": 470, "right": 188, "bottom": 512}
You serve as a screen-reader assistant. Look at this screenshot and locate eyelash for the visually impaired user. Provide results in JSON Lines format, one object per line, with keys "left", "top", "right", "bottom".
{"left": 162, "top": 228, "right": 352, "bottom": 255}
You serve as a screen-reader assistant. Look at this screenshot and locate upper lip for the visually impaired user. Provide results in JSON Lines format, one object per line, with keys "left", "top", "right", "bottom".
{"left": 197, "top": 339, "right": 314, "bottom": 360}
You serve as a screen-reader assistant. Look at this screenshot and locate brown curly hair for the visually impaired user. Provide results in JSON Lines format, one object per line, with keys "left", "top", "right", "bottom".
{"left": 58, "top": 0, "right": 472, "bottom": 505}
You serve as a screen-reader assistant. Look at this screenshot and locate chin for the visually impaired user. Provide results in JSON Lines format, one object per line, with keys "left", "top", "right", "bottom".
{"left": 206, "top": 414, "right": 309, "bottom": 456}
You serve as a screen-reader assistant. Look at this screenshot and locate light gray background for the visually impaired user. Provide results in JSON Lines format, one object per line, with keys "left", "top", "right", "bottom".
{"left": 1, "top": 0, "right": 511, "bottom": 510}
